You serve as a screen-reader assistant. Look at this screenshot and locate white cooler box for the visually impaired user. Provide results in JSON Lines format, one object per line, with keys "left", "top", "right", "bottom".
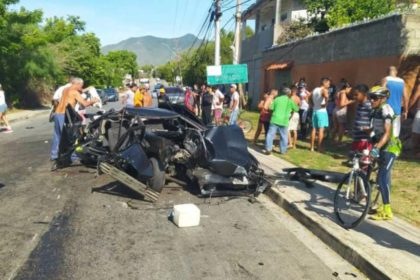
{"left": 173, "top": 204, "right": 201, "bottom": 228}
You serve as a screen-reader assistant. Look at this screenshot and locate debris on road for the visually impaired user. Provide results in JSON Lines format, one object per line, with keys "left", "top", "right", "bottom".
{"left": 171, "top": 204, "right": 201, "bottom": 227}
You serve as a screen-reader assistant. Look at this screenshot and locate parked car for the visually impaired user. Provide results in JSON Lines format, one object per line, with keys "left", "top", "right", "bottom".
{"left": 97, "top": 89, "right": 108, "bottom": 105}
{"left": 164, "top": 87, "right": 185, "bottom": 105}
{"left": 104, "top": 88, "right": 119, "bottom": 102}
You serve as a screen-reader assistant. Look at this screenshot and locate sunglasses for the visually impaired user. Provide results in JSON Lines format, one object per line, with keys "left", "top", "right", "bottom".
{"left": 369, "top": 96, "right": 381, "bottom": 101}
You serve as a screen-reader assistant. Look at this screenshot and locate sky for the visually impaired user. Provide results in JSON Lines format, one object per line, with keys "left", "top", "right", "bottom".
{"left": 12, "top": 0, "right": 253, "bottom": 46}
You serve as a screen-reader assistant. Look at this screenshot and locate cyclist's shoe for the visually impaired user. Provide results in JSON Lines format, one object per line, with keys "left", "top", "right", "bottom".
{"left": 370, "top": 204, "right": 393, "bottom": 221}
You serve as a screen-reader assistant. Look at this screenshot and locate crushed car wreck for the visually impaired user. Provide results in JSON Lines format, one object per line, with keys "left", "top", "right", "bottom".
{"left": 55, "top": 103, "right": 271, "bottom": 202}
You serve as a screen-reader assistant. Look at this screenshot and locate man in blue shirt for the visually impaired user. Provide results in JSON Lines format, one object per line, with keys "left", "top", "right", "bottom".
{"left": 382, "top": 66, "right": 408, "bottom": 137}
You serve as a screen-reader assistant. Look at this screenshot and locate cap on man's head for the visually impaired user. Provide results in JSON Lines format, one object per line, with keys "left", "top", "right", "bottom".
{"left": 230, "top": 84, "right": 237, "bottom": 90}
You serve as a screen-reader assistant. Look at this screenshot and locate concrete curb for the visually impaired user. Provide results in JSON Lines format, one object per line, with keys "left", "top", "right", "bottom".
{"left": 265, "top": 183, "right": 391, "bottom": 280}
{"left": 9, "top": 110, "right": 49, "bottom": 124}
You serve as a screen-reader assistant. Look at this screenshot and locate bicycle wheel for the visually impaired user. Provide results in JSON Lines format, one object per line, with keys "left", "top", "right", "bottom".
{"left": 334, "top": 171, "right": 371, "bottom": 229}
{"left": 238, "top": 119, "right": 253, "bottom": 134}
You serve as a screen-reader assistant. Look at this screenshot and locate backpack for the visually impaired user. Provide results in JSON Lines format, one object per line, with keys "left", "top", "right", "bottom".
{"left": 374, "top": 103, "right": 402, "bottom": 157}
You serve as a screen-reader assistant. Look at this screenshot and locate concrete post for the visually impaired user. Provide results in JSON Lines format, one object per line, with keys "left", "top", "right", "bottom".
{"left": 215, "top": 0, "right": 221, "bottom": 66}
{"left": 273, "top": 0, "right": 282, "bottom": 45}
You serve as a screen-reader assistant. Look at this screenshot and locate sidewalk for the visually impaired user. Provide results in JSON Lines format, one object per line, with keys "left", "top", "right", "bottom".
{"left": 251, "top": 148, "right": 420, "bottom": 280}
{"left": 7, "top": 109, "right": 49, "bottom": 124}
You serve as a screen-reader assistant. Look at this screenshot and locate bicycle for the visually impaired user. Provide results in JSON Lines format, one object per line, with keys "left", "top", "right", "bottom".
{"left": 333, "top": 150, "right": 381, "bottom": 229}
{"left": 222, "top": 109, "right": 253, "bottom": 134}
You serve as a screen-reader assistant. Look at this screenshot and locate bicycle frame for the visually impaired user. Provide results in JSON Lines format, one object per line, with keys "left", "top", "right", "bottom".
{"left": 345, "top": 154, "right": 370, "bottom": 203}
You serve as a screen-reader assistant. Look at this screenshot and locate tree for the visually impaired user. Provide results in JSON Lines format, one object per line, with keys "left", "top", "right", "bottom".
{"left": 106, "top": 50, "right": 138, "bottom": 78}
{"left": 277, "top": 19, "right": 312, "bottom": 45}
{"left": 0, "top": 1, "right": 138, "bottom": 106}
{"left": 327, "top": 0, "right": 411, "bottom": 27}
{"left": 304, "top": 0, "right": 412, "bottom": 31}
{"left": 303, "top": 0, "right": 335, "bottom": 32}
{"left": 180, "top": 29, "right": 235, "bottom": 86}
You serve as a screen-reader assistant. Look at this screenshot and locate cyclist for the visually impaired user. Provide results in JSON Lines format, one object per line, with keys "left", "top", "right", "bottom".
{"left": 368, "top": 86, "right": 401, "bottom": 221}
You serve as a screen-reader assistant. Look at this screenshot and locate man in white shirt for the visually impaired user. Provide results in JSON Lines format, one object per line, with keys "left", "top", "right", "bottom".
{"left": 229, "top": 84, "right": 240, "bottom": 125}
{"left": 212, "top": 86, "right": 224, "bottom": 125}
{"left": 123, "top": 84, "right": 135, "bottom": 107}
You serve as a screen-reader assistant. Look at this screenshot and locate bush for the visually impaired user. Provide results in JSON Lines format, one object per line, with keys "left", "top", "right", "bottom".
{"left": 276, "top": 19, "right": 313, "bottom": 45}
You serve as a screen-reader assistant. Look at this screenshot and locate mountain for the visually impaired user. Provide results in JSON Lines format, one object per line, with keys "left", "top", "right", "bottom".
{"left": 101, "top": 34, "right": 201, "bottom": 66}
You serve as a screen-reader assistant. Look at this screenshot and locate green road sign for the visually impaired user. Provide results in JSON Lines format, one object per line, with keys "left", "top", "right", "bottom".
{"left": 207, "top": 64, "right": 248, "bottom": 85}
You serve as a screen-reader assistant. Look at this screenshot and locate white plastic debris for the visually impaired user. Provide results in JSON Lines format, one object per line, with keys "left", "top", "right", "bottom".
{"left": 172, "top": 204, "right": 201, "bottom": 228}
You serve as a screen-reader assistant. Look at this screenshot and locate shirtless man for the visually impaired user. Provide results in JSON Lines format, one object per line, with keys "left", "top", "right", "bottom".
{"left": 409, "top": 78, "right": 420, "bottom": 157}
{"left": 310, "top": 77, "right": 330, "bottom": 152}
{"left": 288, "top": 86, "right": 301, "bottom": 149}
{"left": 51, "top": 78, "right": 98, "bottom": 164}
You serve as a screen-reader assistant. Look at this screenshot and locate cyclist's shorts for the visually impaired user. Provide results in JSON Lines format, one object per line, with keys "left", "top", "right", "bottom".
{"left": 351, "top": 140, "right": 372, "bottom": 152}
{"left": 312, "top": 110, "right": 329, "bottom": 129}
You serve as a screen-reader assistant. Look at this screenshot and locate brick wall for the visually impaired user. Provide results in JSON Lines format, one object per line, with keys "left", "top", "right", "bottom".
{"left": 241, "top": 13, "right": 420, "bottom": 108}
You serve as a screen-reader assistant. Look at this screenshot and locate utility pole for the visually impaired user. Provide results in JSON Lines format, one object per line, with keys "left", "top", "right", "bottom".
{"left": 233, "top": 0, "right": 241, "bottom": 65}
{"left": 214, "top": 0, "right": 222, "bottom": 66}
{"left": 233, "top": 0, "right": 246, "bottom": 108}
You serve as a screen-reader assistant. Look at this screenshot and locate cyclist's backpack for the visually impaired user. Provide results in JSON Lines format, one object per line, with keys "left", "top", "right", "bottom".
{"left": 387, "top": 133, "right": 402, "bottom": 157}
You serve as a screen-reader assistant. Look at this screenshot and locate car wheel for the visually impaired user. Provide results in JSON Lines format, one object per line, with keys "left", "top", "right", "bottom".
{"left": 147, "top": 158, "right": 165, "bottom": 193}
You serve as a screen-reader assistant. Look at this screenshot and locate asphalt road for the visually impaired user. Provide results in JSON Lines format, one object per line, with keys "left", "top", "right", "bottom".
{"left": 0, "top": 103, "right": 362, "bottom": 280}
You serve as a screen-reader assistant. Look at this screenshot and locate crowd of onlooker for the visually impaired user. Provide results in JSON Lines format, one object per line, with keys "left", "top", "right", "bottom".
{"left": 177, "top": 83, "right": 240, "bottom": 127}
{"left": 252, "top": 65, "right": 419, "bottom": 221}
{"left": 255, "top": 66, "right": 420, "bottom": 159}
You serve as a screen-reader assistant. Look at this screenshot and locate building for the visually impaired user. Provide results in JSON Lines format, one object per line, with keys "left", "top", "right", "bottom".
{"left": 241, "top": 0, "right": 420, "bottom": 108}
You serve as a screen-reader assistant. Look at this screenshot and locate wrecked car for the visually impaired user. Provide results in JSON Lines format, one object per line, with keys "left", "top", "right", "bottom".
{"left": 56, "top": 103, "right": 271, "bottom": 202}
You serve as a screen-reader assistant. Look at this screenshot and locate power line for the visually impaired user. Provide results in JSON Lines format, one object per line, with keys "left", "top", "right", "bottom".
{"left": 221, "top": 15, "right": 235, "bottom": 31}
{"left": 222, "top": 0, "right": 235, "bottom": 8}
{"left": 186, "top": 1, "right": 214, "bottom": 55}
{"left": 222, "top": 0, "right": 252, "bottom": 12}
{"left": 172, "top": 0, "right": 180, "bottom": 38}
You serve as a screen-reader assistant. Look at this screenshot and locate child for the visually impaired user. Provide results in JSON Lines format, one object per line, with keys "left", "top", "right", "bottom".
{"left": 351, "top": 84, "right": 372, "bottom": 152}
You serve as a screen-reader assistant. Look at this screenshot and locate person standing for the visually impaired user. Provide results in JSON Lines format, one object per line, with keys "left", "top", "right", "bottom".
{"left": 0, "top": 84, "right": 12, "bottom": 133}
{"left": 409, "top": 78, "right": 420, "bottom": 158}
{"left": 184, "top": 87, "right": 195, "bottom": 112}
{"left": 201, "top": 85, "right": 213, "bottom": 126}
{"left": 50, "top": 77, "right": 73, "bottom": 122}
{"left": 50, "top": 78, "right": 98, "bottom": 166}
{"left": 143, "top": 84, "right": 153, "bottom": 107}
{"left": 134, "top": 85, "right": 145, "bottom": 107}
{"left": 123, "top": 84, "right": 136, "bottom": 107}
{"left": 264, "top": 88, "right": 299, "bottom": 155}
{"left": 310, "top": 77, "right": 330, "bottom": 152}
{"left": 351, "top": 84, "right": 372, "bottom": 152}
{"left": 382, "top": 66, "right": 409, "bottom": 137}
{"left": 253, "top": 90, "right": 278, "bottom": 144}
{"left": 212, "top": 86, "right": 224, "bottom": 125}
{"left": 332, "top": 81, "right": 353, "bottom": 145}
{"left": 368, "top": 86, "right": 400, "bottom": 221}
{"left": 192, "top": 84, "right": 200, "bottom": 115}
{"left": 297, "top": 79, "right": 310, "bottom": 139}
{"left": 229, "top": 84, "right": 240, "bottom": 125}
{"left": 288, "top": 86, "right": 301, "bottom": 149}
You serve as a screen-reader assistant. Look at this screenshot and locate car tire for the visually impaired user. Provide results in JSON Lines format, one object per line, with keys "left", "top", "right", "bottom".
{"left": 147, "top": 158, "right": 165, "bottom": 193}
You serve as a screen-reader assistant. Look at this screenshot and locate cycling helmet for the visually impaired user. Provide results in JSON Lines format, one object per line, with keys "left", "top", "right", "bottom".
{"left": 368, "top": 86, "right": 390, "bottom": 99}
